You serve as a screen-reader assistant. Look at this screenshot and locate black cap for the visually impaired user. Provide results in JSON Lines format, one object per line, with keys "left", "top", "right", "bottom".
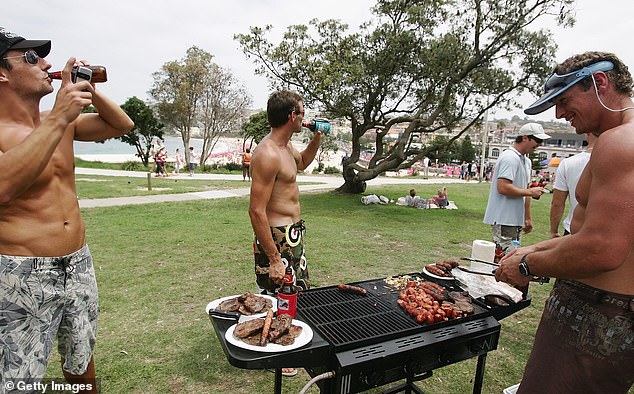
{"left": 0, "top": 27, "right": 51, "bottom": 59}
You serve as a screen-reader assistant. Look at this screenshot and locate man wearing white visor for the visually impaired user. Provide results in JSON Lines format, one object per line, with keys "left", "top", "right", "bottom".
{"left": 496, "top": 52, "right": 634, "bottom": 394}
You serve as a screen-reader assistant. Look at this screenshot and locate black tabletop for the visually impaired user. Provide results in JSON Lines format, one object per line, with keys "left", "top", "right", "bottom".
{"left": 209, "top": 311, "right": 332, "bottom": 370}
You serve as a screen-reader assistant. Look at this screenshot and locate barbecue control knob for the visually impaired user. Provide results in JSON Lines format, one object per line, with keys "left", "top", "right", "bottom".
{"left": 361, "top": 370, "right": 384, "bottom": 387}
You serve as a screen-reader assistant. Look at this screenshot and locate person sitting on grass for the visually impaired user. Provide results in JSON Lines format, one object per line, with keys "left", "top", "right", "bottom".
{"left": 405, "top": 189, "right": 421, "bottom": 207}
{"left": 434, "top": 186, "right": 449, "bottom": 208}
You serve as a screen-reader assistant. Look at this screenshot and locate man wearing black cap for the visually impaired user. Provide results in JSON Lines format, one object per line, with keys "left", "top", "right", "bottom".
{"left": 496, "top": 52, "right": 634, "bottom": 394}
{"left": 0, "top": 28, "right": 133, "bottom": 393}
{"left": 483, "top": 122, "right": 550, "bottom": 252}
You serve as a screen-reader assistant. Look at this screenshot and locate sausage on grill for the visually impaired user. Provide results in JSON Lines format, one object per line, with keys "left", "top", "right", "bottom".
{"left": 338, "top": 283, "right": 368, "bottom": 296}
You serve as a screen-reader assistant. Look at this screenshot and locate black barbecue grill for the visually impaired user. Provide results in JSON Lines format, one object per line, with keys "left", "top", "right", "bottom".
{"left": 209, "top": 273, "right": 530, "bottom": 394}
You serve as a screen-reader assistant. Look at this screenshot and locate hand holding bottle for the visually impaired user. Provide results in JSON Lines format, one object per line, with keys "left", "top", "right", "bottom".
{"left": 50, "top": 57, "right": 94, "bottom": 124}
{"left": 302, "top": 119, "right": 331, "bottom": 135}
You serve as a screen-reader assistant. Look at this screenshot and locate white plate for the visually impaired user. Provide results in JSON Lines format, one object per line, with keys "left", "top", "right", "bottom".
{"left": 206, "top": 294, "right": 277, "bottom": 320}
{"left": 422, "top": 266, "right": 455, "bottom": 280}
{"left": 225, "top": 319, "right": 313, "bottom": 353}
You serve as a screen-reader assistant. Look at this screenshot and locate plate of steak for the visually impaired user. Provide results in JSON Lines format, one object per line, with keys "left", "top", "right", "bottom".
{"left": 206, "top": 293, "right": 276, "bottom": 321}
{"left": 226, "top": 317, "right": 312, "bottom": 353}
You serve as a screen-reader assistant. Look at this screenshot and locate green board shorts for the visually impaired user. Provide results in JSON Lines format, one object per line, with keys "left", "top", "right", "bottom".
{"left": 254, "top": 220, "right": 309, "bottom": 294}
{"left": 0, "top": 245, "right": 98, "bottom": 389}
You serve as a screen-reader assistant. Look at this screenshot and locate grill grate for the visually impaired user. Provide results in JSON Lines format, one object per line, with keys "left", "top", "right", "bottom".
{"left": 297, "top": 277, "right": 493, "bottom": 351}
{"left": 299, "top": 284, "right": 419, "bottom": 350}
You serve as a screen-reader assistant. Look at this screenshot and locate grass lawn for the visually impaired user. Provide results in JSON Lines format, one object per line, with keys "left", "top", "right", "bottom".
{"left": 42, "top": 179, "right": 593, "bottom": 393}
{"left": 75, "top": 175, "right": 248, "bottom": 199}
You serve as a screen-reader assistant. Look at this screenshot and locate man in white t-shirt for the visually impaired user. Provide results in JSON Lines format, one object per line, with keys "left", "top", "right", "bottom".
{"left": 483, "top": 123, "right": 550, "bottom": 251}
{"left": 549, "top": 134, "right": 597, "bottom": 237}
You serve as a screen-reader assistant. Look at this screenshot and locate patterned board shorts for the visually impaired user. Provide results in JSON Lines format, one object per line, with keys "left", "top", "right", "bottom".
{"left": 491, "top": 224, "right": 522, "bottom": 252}
{"left": 254, "top": 220, "right": 309, "bottom": 294}
{"left": 0, "top": 245, "right": 98, "bottom": 391}
{"left": 518, "top": 279, "right": 634, "bottom": 394}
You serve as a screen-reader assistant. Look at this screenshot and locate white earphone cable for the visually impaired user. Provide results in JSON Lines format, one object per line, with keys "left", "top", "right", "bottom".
{"left": 591, "top": 74, "right": 634, "bottom": 112}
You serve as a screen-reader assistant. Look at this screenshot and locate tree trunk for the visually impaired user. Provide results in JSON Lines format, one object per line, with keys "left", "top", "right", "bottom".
{"left": 335, "top": 166, "right": 367, "bottom": 194}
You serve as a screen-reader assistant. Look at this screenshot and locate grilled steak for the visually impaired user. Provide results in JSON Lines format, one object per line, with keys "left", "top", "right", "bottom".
{"left": 234, "top": 319, "right": 265, "bottom": 338}
{"left": 244, "top": 294, "right": 269, "bottom": 313}
{"left": 218, "top": 292, "right": 273, "bottom": 315}
{"left": 242, "top": 332, "right": 262, "bottom": 346}
{"left": 268, "top": 314, "right": 293, "bottom": 341}
{"left": 272, "top": 324, "right": 303, "bottom": 346}
{"left": 218, "top": 297, "right": 240, "bottom": 312}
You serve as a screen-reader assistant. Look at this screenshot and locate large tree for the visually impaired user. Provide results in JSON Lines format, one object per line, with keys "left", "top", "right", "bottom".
{"left": 119, "top": 96, "right": 164, "bottom": 167}
{"left": 236, "top": 0, "right": 574, "bottom": 193}
{"left": 149, "top": 46, "right": 212, "bottom": 165}
{"left": 198, "top": 64, "right": 252, "bottom": 165}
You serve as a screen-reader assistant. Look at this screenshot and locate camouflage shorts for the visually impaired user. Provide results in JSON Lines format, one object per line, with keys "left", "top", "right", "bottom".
{"left": 254, "top": 220, "right": 309, "bottom": 294}
{"left": 0, "top": 245, "right": 98, "bottom": 391}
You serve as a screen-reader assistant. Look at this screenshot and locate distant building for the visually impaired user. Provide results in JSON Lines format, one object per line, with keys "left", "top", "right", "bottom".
{"left": 487, "top": 130, "right": 585, "bottom": 164}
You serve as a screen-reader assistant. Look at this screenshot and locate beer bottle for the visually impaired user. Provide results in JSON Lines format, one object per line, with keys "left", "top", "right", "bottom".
{"left": 302, "top": 119, "right": 331, "bottom": 135}
{"left": 277, "top": 266, "right": 298, "bottom": 318}
{"left": 48, "top": 65, "right": 108, "bottom": 83}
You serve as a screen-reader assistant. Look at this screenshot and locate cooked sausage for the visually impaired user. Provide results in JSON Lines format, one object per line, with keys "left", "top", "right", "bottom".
{"left": 338, "top": 283, "right": 368, "bottom": 296}
{"left": 425, "top": 264, "right": 449, "bottom": 277}
{"left": 259, "top": 309, "right": 274, "bottom": 346}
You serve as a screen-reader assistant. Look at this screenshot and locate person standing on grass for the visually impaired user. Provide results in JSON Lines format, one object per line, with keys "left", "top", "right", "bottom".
{"left": 173, "top": 148, "right": 184, "bottom": 175}
{"left": 0, "top": 28, "right": 134, "bottom": 393}
{"left": 188, "top": 146, "right": 197, "bottom": 176}
{"left": 242, "top": 147, "right": 251, "bottom": 181}
{"left": 496, "top": 51, "right": 634, "bottom": 394}
{"left": 549, "top": 134, "right": 596, "bottom": 238}
{"left": 248, "top": 90, "right": 323, "bottom": 377}
{"left": 483, "top": 122, "right": 550, "bottom": 252}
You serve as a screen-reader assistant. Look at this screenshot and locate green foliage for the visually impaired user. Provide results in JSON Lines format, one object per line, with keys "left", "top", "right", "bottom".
{"left": 223, "top": 162, "right": 242, "bottom": 172}
{"left": 120, "top": 161, "right": 144, "bottom": 171}
{"left": 459, "top": 134, "right": 477, "bottom": 162}
{"left": 240, "top": 110, "right": 270, "bottom": 147}
{"left": 119, "top": 96, "right": 164, "bottom": 167}
{"left": 424, "top": 136, "right": 460, "bottom": 163}
{"left": 324, "top": 165, "right": 341, "bottom": 174}
{"left": 235, "top": 0, "right": 575, "bottom": 192}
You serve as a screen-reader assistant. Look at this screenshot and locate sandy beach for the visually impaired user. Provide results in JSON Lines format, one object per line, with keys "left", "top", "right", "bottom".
{"left": 75, "top": 136, "right": 348, "bottom": 173}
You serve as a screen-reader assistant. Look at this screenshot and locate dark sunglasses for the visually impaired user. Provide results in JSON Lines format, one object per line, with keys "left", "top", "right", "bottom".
{"left": 2, "top": 49, "right": 40, "bottom": 65}
{"left": 528, "top": 135, "right": 543, "bottom": 144}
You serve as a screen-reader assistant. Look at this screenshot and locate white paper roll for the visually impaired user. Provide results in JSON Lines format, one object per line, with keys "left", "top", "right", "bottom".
{"left": 471, "top": 240, "right": 496, "bottom": 266}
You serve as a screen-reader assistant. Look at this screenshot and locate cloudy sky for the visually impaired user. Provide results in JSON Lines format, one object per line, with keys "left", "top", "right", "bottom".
{"left": 4, "top": 0, "right": 633, "bottom": 122}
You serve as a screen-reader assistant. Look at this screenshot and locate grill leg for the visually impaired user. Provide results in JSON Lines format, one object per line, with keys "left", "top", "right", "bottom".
{"left": 473, "top": 354, "right": 487, "bottom": 394}
{"left": 274, "top": 368, "right": 282, "bottom": 394}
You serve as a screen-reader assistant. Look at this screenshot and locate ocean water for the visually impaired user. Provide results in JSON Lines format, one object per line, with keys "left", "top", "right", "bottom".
{"left": 73, "top": 136, "right": 204, "bottom": 155}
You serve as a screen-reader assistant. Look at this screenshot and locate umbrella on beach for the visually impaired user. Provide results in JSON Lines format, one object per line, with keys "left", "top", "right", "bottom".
{"left": 548, "top": 157, "right": 561, "bottom": 167}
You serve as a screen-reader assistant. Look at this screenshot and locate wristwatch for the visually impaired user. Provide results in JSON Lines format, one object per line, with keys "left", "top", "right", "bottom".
{"left": 519, "top": 254, "right": 532, "bottom": 277}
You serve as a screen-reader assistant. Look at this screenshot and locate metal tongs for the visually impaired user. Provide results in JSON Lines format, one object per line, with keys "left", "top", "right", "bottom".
{"left": 459, "top": 257, "right": 550, "bottom": 283}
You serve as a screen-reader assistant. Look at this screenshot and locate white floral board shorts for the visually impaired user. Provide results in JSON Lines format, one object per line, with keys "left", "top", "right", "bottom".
{"left": 0, "top": 245, "right": 98, "bottom": 393}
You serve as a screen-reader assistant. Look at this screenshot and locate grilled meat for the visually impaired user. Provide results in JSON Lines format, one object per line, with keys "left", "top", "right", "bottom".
{"left": 218, "top": 292, "right": 272, "bottom": 315}
{"left": 234, "top": 319, "right": 265, "bottom": 338}
{"left": 272, "top": 325, "right": 303, "bottom": 346}
{"left": 218, "top": 297, "right": 240, "bottom": 312}
{"left": 268, "top": 314, "right": 293, "bottom": 341}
